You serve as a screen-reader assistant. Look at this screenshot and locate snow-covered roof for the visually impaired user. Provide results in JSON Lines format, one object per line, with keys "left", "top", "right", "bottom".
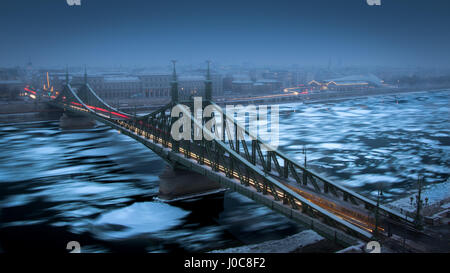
{"left": 327, "top": 80, "right": 369, "bottom": 86}
{"left": 136, "top": 72, "right": 170, "bottom": 76}
{"left": 325, "top": 74, "right": 383, "bottom": 86}
{"left": 256, "top": 79, "right": 280, "bottom": 83}
{"left": 232, "top": 80, "right": 253, "bottom": 84}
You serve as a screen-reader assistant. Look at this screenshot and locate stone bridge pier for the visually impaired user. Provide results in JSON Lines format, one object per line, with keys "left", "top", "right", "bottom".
{"left": 59, "top": 111, "right": 96, "bottom": 129}
{"left": 158, "top": 165, "right": 224, "bottom": 201}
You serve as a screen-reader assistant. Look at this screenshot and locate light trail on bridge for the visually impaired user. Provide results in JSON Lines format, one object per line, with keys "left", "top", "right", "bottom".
{"left": 70, "top": 101, "right": 130, "bottom": 119}
{"left": 117, "top": 120, "right": 379, "bottom": 234}
{"left": 56, "top": 94, "right": 381, "bottom": 235}
{"left": 41, "top": 78, "right": 417, "bottom": 244}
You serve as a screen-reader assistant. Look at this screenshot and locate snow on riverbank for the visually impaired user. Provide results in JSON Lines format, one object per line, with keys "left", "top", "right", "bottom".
{"left": 388, "top": 179, "right": 450, "bottom": 215}
{"left": 209, "top": 230, "right": 324, "bottom": 253}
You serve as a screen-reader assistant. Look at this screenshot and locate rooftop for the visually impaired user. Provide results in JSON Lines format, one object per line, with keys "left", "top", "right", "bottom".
{"left": 104, "top": 76, "right": 140, "bottom": 82}
{"left": 0, "top": 80, "right": 23, "bottom": 85}
{"left": 256, "top": 79, "right": 280, "bottom": 83}
{"left": 178, "top": 75, "right": 205, "bottom": 81}
{"left": 325, "top": 74, "right": 383, "bottom": 86}
{"left": 232, "top": 80, "right": 253, "bottom": 84}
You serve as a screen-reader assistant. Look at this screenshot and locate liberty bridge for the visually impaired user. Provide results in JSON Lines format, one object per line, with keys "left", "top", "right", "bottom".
{"left": 25, "top": 61, "right": 420, "bottom": 248}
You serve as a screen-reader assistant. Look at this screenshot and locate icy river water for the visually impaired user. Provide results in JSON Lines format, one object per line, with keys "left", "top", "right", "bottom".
{"left": 0, "top": 90, "right": 448, "bottom": 252}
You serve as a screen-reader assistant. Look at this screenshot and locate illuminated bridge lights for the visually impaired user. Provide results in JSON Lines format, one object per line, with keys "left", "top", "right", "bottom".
{"left": 119, "top": 121, "right": 378, "bottom": 233}
{"left": 69, "top": 101, "right": 130, "bottom": 119}
{"left": 154, "top": 125, "right": 371, "bottom": 231}
{"left": 57, "top": 91, "right": 390, "bottom": 239}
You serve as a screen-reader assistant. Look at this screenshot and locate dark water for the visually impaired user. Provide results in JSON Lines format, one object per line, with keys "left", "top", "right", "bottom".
{"left": 0, "top": 122, "right": 301, "bottom": 253}
{"left": 275, "top": 90, "right": 449, "bottom": 201}
{"left": 0, "top": 90, "right": 449, "bottom": 253}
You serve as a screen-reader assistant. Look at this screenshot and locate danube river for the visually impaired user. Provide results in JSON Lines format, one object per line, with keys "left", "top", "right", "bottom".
{"left": 0, "top": 90, "right": 448, "bottom": 252}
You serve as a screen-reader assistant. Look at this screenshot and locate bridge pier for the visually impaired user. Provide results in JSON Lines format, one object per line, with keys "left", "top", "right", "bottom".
{"left": 158, "top": 165, "right": 224, "bottom": 201}
{"left": 59, "top": 112, "right": 96, "bottom": 129}
{"left": 38, "top": 103, "right": 64, "bottom": 120}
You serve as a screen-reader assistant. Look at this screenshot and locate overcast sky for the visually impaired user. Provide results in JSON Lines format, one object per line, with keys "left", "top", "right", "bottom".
{"left": 1, "top": 0, "right": 449, "bottom": 67}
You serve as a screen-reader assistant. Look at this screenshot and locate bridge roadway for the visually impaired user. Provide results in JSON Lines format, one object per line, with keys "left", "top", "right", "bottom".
{"left": 35, "top": 82, "right": 418, "bottom": 246}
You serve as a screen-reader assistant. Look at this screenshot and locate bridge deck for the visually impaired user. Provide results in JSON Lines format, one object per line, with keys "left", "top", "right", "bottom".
{"left": 43, "top": 82, "right": 418, "bottom": 244}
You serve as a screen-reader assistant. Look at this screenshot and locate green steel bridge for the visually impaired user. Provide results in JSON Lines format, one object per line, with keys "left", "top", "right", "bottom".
{"left": 30, "top": 62, "right": 419, "bottom": 247}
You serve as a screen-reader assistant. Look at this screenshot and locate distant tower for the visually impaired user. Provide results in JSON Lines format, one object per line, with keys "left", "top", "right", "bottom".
{"left": 25, "top": 57, "right": 33, "bottom": 81}
{"left": 204, "top": 60, "right": 212, "bottom": 101}
{"left": 26, "top": 56, "right": 32, "bottom": 68}
{"left": 170, "top": 60, "right": 179, "bottom": 103}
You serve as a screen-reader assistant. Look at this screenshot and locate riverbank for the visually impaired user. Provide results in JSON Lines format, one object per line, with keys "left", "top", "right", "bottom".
{"left": 0, "top": 112, "right": 57, "bottom": 124}
{"left": 0, "top": 100, "right": 62, "bottom": 124}
{"left": 302, "top": 87, "right": 450, "bottom": 105}
{"left": 387, "top": 179, "right": 450, "bottom": 225}
{"left": 209, "top": 230, "right": 342, "bottom": 253}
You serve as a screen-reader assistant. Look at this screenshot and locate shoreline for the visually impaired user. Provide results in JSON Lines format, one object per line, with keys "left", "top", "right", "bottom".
{"left": 302, "top": 87, "right": 450, "bottom": 105}
{"left": 255, "top": 87, "right": 450, "bottom": 107}
{"left": 1, "top": 87, "right": 448, "bottom": 125}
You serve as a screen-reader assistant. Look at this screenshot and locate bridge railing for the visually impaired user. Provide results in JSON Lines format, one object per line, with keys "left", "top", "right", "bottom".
{"left": 205, "top": 100, "right": 413, "bottom": 225}
{"left": 117, "top": 99, "right": 410, "bottom": 235}
{"left": 121, "top": 101, "right": 374, "bottom": 239}
{"left": 51, "top": 85, "right": 411, "bottom": 238}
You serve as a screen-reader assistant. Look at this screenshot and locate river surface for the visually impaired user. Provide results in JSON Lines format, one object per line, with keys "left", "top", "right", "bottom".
{"left": 0, "top": 90, "right": 449, "bottom": 252}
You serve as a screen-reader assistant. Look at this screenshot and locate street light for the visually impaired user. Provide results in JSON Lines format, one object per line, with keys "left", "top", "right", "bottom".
{"left": 374, "top": 185, "right": 383, "bottom": 238}
{"left": 414, "top": 174, "right": 424, "bottom": 230}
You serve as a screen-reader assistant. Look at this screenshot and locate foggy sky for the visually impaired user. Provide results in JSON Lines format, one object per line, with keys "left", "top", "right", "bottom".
{"left": 1, "top": 0, "right": 450, "bottom": 67}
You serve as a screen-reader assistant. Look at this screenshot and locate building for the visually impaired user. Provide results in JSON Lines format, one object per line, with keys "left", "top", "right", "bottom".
{"left": 262, "top": 70, "right": 307, "bottom": 88}
{"left": 0, "top": 68, "right": 24, "bottom": 100}
{"left": 102, "top": 76, "right": 142, "bottom": 99}
{"left": 138, "top": 74, "right": 171, "bottom": 98}
{"left": 308, "top": 74, "right": 384, "bottom": 91}
{"left": 254, "top": 79, "right": 282, "bottom": 93}
{"left": 232, "top": 80, "right": 254, "bottom": 93}
{"left": 65, "top": 71, "right": 224, "bottom": 101}
{"left": 222, "top": 75, "right": 233, "bottom": 91}
{"left": 178, "top": 75, "right": 205, "bottom": 98}
{"left": 0, "top": 80, "right": 23, "bottom": 100}
{"left": 138, "top": 73, "right": 223, "bottom": 99}
{"left": 231, "top": 79, "right": 282, "bottom": 94}
{"left": 69, "top": 73, "right": 143, "bottom": 100}
{"left": 29, "top": 64, "right": 224, "bottom": 103}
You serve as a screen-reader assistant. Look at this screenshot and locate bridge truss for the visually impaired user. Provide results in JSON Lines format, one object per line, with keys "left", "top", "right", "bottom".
{"left": 47, "top": 76, "right": 416, "bottom": 246}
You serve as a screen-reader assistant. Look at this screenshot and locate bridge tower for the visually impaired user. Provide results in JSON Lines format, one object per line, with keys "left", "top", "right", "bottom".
{"left": 204, "top": 60, "right": 212, "bottom": 101}
{"left": 170, "top": 60, "right": 179, "bottom": 103}
{"left": 170, "top": 60, "right": 180, "bottom": 153}
{"left": 83, "top": 65, "right": 88, "bottom": 85}
{"left": 159, "top": 61, "right": 223, "bottom": 201}
{"left": 65, "top": 65, "right": 70, "bottom": 85}
{"left": 59, "top": 64, "right": 95, "bottom": 129}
